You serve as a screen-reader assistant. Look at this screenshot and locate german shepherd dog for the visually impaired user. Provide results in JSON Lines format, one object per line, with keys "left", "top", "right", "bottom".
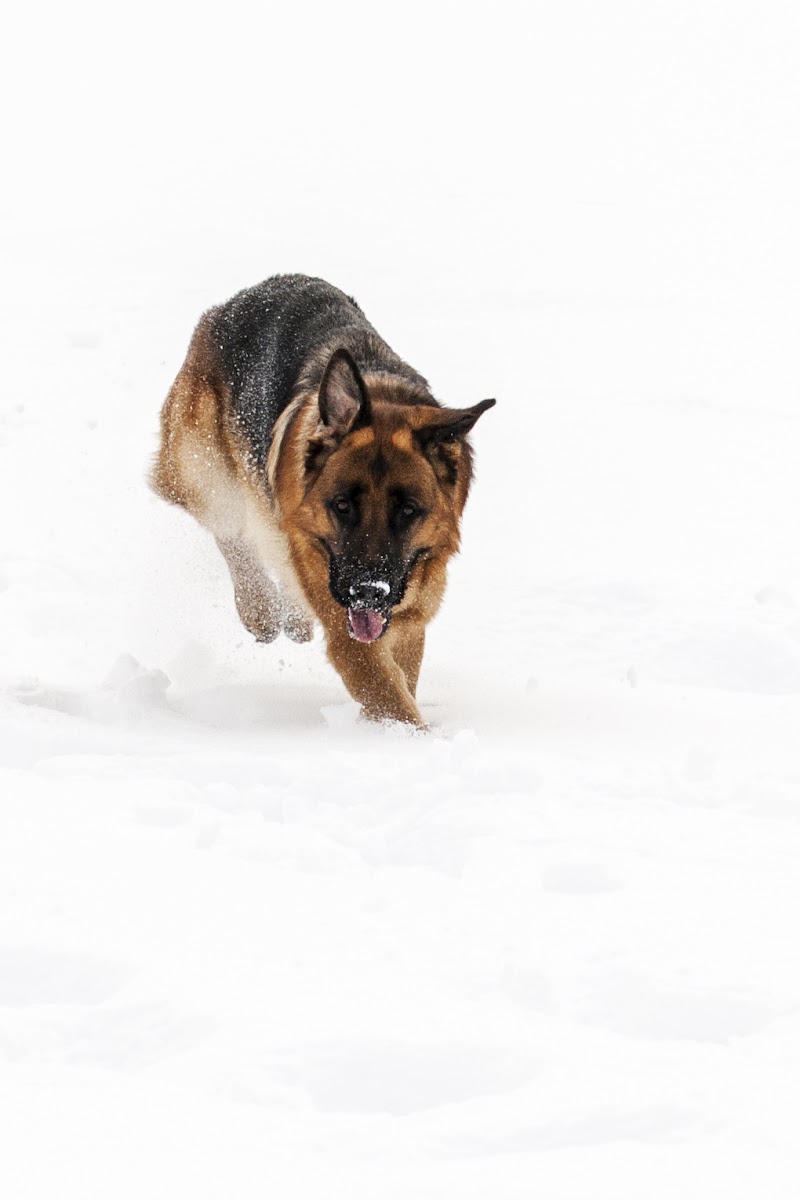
{"left": 151, "top": 275, "right": 495, "bottom": 728}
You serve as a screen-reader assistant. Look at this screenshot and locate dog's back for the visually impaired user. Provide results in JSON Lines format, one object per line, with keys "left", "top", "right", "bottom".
{"left": 206, "top": 275, "right": 431, "bottom": 468}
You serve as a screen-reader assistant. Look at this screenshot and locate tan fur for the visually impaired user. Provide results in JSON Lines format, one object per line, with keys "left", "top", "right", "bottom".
{"left": 152, "top": 314, "right": 487, "bottom": 727}
{"left": 270, "top": 392, "right": 462, "bottom": 726}
{"left": 347, "top": 427, "right": 375, "bottom": 449}
{"left": 391, "top": 428, "right": 413, "bottom": 451}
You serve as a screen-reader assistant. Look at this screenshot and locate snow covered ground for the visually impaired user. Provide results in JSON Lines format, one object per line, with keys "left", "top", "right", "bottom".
{"left": 2, "top": 2, "right": 800, "bottom": 1196}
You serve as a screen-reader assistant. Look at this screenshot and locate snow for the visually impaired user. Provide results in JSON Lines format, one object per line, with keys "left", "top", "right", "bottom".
{"left": 2, "top": 1, "right": 800, "bottom": 1195}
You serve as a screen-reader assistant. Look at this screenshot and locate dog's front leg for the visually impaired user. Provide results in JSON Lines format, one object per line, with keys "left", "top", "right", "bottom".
{"left": 324, "top": 622, "right": 426, "bottom": 728}
{"left": 389, "top": 625, "right": 425, "bottom": 697}
{"left": 216, "top": 538, "right": 281, "bottom": 643}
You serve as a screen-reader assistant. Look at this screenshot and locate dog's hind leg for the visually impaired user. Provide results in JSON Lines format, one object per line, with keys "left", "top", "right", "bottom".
{"left": 216, "top": 538, "right": 281, "bottom": 643}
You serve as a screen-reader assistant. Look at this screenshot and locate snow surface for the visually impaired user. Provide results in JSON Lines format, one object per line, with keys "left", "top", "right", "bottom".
{"left": 2, "top": 1, "right": 800, "bottom": 1196}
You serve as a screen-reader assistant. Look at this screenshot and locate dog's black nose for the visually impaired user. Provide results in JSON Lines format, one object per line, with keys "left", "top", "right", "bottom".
{"left": 348, "top": 579, "right": 391, "bottom": 609}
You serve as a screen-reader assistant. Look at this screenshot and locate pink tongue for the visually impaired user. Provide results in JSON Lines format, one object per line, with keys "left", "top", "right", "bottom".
{"left": 348, "top": 608, "right": 385, "bottom": 643}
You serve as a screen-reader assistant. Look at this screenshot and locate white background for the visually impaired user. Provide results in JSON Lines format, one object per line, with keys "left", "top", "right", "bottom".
{"left": 1, "top": 2, "right": 800, "bottom": 1196}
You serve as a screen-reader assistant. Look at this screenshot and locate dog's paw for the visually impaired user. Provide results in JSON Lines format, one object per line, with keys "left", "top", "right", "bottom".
{"left": 233, "top": 591, "right": 281, "bottom": 644}
{"left": 253, "top": 625, "right": 280, "bottom": 644}
{"left": 281, "top": 605, "right": 315, "bottom": 644}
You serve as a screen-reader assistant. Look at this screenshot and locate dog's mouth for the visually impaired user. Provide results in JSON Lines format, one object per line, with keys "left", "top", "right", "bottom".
{"left": 347, "top": 607, "right": 390, "bottom": 643}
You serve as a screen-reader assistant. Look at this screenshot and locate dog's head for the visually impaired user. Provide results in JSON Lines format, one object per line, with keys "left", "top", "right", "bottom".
{"left": 290, "top": 348, "right": 495, "bottom": 642}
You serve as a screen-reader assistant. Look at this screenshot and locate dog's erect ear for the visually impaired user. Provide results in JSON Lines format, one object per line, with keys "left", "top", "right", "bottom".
{"left": 318, "top": 349, "right": 370, "bottom": 434}
{"left": 410, "top": 398, "right": 495, "bottom": 485}
{"left": 412, "top": 398, "right": 496, "bottom": 446}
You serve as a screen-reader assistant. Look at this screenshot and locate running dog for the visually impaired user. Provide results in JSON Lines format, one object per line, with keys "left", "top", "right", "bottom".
{"left": 151, "top": 275, "right": 495, "bottom": 727}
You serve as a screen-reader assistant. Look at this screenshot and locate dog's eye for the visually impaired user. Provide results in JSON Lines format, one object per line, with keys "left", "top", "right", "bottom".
{"left": 391, "top": 495, "right": 426, "bottom": 533}
{"left": 398, "top": 499, "right": 424, "bottom": 522}
{"left": 333, "top": 497, "right": 351, "bottom": 515}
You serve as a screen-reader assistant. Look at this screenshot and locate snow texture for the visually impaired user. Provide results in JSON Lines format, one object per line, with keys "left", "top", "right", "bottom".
{"left": 2, "top": 1, "right": 800, "bottom": 1196}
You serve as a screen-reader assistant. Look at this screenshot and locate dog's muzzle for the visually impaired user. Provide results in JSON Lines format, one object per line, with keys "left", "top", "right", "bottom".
{"left": 349, "top": 579, "right": 390, "bottom": 607}
{"left": 327, "top": 550, "right": 425, "bottom": 645}
{"left": 346, "top": 578, "right": 391, "bottom": 643}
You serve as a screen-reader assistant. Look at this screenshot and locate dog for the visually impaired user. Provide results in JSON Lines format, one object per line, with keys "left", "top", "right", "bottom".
{"left": 150, "top": 275, "right": 495, "bottom": 727}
